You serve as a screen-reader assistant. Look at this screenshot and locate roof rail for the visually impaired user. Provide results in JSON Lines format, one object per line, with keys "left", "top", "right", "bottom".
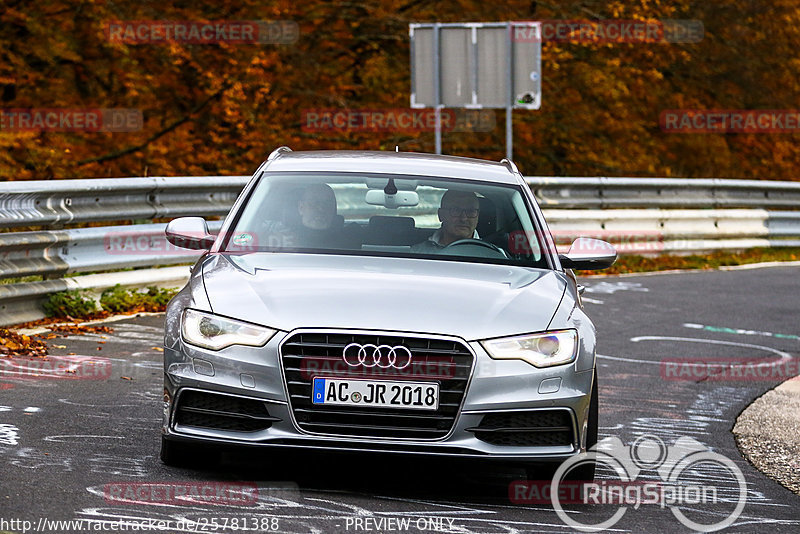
{"left": 267, "top": 146, "right": 292, "bottom": 161}
{"left": 500, "top": 158, "right": 520, "bottom": 175}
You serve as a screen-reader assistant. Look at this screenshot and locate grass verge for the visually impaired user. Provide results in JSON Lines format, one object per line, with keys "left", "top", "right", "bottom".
{"left": 578, "top": 247, "right": 800, "bottom": 276}
{"left": 41, "top": 285, "right": 178, "bottom": 320}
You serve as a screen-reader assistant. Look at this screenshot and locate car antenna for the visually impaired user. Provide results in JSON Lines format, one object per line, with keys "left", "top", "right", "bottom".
{"left": 395, "top": 145, "right": 399, "bottom": 152}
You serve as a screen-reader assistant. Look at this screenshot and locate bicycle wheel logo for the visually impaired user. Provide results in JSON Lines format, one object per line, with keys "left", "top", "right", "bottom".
{"left": 551, "top": 435, "right": 747, "bottom": 532}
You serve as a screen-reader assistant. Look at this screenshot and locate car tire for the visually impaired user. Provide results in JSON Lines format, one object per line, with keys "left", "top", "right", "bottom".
{"left": 525, "top": 369, "right": 598, "bottom": 482}
{"left": 585, "top": 368, "right": 599, "bottom": 451}
{"left": 160, "top": 436, "right": 201, "bottom": 467}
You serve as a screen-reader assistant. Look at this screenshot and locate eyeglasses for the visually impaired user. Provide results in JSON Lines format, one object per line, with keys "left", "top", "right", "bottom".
{"left": 445, "top": 207, "right": 479, "bottom": 218}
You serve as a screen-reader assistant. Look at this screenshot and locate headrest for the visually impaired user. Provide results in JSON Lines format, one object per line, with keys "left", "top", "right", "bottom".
{"left": 368, "top": 216, "right": 416, "bottom": 233}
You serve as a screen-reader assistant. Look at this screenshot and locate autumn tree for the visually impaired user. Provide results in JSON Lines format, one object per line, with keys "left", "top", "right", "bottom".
{"left": 0, "top": 0, "right": 798, "bottom": 180}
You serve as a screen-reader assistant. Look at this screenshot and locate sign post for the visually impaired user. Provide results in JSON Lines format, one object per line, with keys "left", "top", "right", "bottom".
{"left": 410, "top": 22, "right": 541, "bottom": 160}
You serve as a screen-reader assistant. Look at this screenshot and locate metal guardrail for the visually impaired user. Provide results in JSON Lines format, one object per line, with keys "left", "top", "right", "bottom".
{"left": 530, "top": 177, "right": 800, "bottom": 209}
{"left": 543, "top": 209, "right": 800, "bottom": 253}
{"left": 3, "top": 176, "right": 800, "bottom": 229}
{"left": 0, "top": 221, "right": 223, "bottom": 281}
{"left": 0, "top": 176, "right": 247, "bottom": 228}
{"left": 2, "top": 176, "right": 800, "bottom": 228}
{"left": 1, "top": 175, "right": 799, "bottom": 326}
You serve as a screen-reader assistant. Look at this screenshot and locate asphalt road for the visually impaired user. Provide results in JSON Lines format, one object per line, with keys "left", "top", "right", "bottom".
{"left": 1, "top": 265, "right": 799, "bottom": 533}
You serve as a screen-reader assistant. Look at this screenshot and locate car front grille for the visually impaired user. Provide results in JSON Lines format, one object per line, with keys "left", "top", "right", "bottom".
{"left": 281, "top": 331, "right": 474, "bottom": 439}
{"left": 174, "top": 390, "right": 280, "bottom": 432}
{"left": 468, "top": 410, "right": 575, "bottom": 447}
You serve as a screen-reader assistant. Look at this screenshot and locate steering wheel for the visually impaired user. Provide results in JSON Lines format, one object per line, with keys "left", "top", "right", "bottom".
{"left": 443, "top": 238, "right": 508, "bottom": 258}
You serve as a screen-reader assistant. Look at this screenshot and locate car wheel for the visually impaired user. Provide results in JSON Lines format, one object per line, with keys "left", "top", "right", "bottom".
{"left": 566, "top": 369, "right": 598, "bottom": 482}
{"left": 525, "top": 369, "right": 598, "bottom": 482}
{"left": 585, "top": 368, "right": 599, "bottom": 451}
{"left": 160, "top": 436, "right": 201, "bottom": 467}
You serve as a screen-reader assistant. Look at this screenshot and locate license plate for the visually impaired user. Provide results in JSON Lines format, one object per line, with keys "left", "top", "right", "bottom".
{"left": 312, "top": 377, "right": 439, "bottom": 410}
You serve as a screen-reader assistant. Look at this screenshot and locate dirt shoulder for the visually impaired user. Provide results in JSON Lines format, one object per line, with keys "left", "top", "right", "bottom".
{"left": 734, "top": 379, "right": 800, "bottom": 496}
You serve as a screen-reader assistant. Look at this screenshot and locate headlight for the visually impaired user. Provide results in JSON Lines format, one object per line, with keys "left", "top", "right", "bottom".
{"left": 181, "top": 309, "right": 275, "bottom": 350}
{"left": 481, "top": 329, "right": 578, "bottom": 368}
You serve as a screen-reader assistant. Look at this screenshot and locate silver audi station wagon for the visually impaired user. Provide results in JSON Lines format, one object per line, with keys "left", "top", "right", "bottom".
{"left": 161, "top": 147, "right": 616, "bottom": 480}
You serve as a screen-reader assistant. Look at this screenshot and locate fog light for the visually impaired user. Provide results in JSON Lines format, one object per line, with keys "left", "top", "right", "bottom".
{"left": 162, "top": 388, "right": 172, "bottom": 433}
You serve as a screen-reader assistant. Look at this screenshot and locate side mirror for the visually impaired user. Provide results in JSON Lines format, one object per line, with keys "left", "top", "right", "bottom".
{"left": 558, "top": 237, "right": 617, "bottom": 270}
{"left": 165, "top": 217, "right": 215, "bottom": 250}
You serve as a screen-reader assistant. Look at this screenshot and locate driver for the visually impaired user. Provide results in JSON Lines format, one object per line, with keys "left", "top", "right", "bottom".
{"left": 411, "top": 190, "right": 480, "bottom": 253}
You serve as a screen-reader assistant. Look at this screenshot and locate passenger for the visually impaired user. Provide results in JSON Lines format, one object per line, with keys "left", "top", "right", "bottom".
{"left": 411, "top": 190, "right": 480, "bottom": 253}
{"left": 262, "top": 183, "right": 356, "bottom": 249}
{"left": 297, "top": 183, "right": 338, "bottom": 231}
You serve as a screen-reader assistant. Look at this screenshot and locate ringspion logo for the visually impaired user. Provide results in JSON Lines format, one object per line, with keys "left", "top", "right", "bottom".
{"left": 544, "top": 435, "right": 746, "bottom": 532}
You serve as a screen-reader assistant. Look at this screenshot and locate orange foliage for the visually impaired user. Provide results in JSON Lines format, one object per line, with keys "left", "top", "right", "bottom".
{"left": 0, "top": 0, "right": 798, "bottom": 180}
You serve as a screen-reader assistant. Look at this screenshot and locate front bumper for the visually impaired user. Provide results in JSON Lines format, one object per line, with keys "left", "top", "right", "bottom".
{"left": 162, "top": 329, "right": 594, "bottom": 462}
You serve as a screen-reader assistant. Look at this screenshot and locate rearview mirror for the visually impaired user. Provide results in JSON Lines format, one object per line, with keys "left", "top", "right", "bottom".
{"left": 365, "top": 177, "right": 418, "bottom": 190}
{"left": 165, "top": 217, "right": 215, "bottom": 250}
{"left": 558, "top": 237, "right": 617, "bottom": 270}
{"left": 365, "top": 189, "right": 419, "bottom": 208}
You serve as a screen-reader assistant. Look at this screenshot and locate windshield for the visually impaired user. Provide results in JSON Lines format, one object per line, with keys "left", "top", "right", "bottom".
{"left": 222, "top": 172, "right": 547, "bottom": 268}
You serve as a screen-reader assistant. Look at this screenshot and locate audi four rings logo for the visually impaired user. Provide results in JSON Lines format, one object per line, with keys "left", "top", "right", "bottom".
{"left": 342, "top": 343, "right": 413, "bottom": 369}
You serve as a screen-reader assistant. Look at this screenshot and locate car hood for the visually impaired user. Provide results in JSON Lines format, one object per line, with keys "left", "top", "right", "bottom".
{"left": 201, "top": 253, "right": 568, "bottom": 341}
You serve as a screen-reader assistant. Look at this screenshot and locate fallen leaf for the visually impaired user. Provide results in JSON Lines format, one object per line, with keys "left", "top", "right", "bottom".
{"left": 121, "top": 376, "right": 133, "bottom": 380}
{"left": 48, "top": 324, "right": 113, "bottom": 335}
{"left": 0, "top": 328, "right": 49, "bottom": 358}
{"left": 151, "top": 347, "right": 164, "bottom": 352}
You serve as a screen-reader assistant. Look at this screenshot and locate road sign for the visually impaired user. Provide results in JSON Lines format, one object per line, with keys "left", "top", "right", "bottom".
{"left": 410, "top": 22, "right": 542, "bottom": 158}
{"left": 410, "top": 22, "right": 541, "bottom": 110}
